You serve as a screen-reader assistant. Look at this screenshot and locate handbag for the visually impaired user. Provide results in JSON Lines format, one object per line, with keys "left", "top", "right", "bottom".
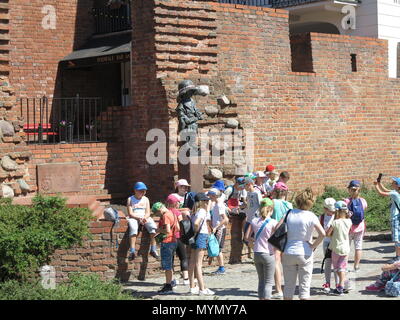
{"left": 268, "top": 209, "right": 291, "bottom": 252}
{"left": 385, "top": 270, "right": 400, "bottom": 297}
{"left": 320, "top": 247, "right": 332, "bottom": 273}
{"left": 207, "top": 233, "right": 220, "bottom": 257}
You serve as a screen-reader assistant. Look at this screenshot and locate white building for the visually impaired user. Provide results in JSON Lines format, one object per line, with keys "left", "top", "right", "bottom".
{"left": 282, "top": 0, "right": 400, "bottom": 78}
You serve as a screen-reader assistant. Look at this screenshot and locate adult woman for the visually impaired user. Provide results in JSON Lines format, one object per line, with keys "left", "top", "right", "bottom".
{"left": 279, "top": 188, "right": 325, "bottom": 300}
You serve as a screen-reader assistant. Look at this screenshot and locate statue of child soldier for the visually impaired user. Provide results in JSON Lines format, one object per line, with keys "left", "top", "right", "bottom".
{"left": 176, "top": 80, "right": 209, "bottom": 153}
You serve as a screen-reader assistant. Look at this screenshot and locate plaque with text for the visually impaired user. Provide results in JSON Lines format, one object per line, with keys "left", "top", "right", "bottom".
{"left": 37, "top": 163, "right": 81, "bottom": 193}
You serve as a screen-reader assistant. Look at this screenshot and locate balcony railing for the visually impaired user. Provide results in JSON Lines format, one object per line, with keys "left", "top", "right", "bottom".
{"left": 92, "top": 2, "right": 132, "bottom": 35}
{"left": 19, "top": 96, "right": 119, "bottom": 144}
{"left": 217, "top": 0, "right": 360, "bottom": 8}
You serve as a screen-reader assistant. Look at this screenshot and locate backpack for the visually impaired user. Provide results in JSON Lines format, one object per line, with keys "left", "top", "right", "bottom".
{"left": 179, "top": 219, "right": 195, "bottom": 245}
{"left": 103, "top": 207, "right": 120, "bottom": 248}
{"left": 348, "top": 198, "right": 365, "bottom": 225}
{"left": 183, "top": 191, "right": 197, "bottom": 210}
{"left": 207, "top": 233, "right": 220, "bottom": 258}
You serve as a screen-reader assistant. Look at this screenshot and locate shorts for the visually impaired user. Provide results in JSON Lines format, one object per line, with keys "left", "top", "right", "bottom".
{"left": 190, "top": 233, "right": 208, "bottom": 250}
{"left": 161, "top": 242, "right": 177, "bottom": 270}
{"left": 391, "top": 215, "right": 400, "bottom": 244}
{"left": 331, "top": 252, "right": 348, "bottom": 272}
{"left": 215, "top": 228, "right": 226, "bottom": 249}
{"left": 127, "top": 217, "right": 157, "bottom": 237}
{"left": 349, "top": 229, "right": 364, "bottom": 250}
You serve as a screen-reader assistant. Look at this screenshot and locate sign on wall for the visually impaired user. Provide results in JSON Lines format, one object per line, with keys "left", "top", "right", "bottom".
{"left": 37, "top": 162, "right": 81, "bottom": 193}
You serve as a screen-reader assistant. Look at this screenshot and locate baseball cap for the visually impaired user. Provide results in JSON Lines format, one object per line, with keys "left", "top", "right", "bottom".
{"left": 207, "top": 188, "right": 220, "bottom": 197}
{"left": 166, "top": 194, "right": 180, "bottom": 204}
{"left": 194, "top": 192, "right": 210, "bottom": 202}
{"left": 212, "top": 180, "right": 226, "bottom": 191}
{"left": 176, "top": 179, "right": 191, "bottom": 187}
{"left": 243, "top": 177, "right": 255, "bottom": 185}
{"left": 323, "top": 198, "right": 336, "bottom": 211}
{"left": 235, "top": 177, "right": 245, "bottom": 184}
{"left": 392, "top": 177, "right": 400, "bottom": 186}
{"left": 265, "top": 165, "right": 275, "bottom": 172}
{"left": 348, "top": 180, "right": 361, "bottom": 189}
{"left": 245, "top": 172, "right": 257, "bottom": 179}
{"left": 255, "top": 171, "right": 267, "bottom": 178}
{"left": 260, "top": 198, "right": 274, "bottom": 208}
{"left": 274, "top": 182, "right": 288, "bottom": 191}
{"left": 335, "top": 200, "right": 348, "bottom": 211}
{"left": 151, "top": 202, "right": 164, "bottom": 213}
{"left": 134, "top": 182, "right": 147, "bottom": 191}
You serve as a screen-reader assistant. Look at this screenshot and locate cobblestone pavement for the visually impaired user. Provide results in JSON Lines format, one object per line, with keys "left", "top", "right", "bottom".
{"left": 124, "top": 234, "right": 400, "bottom": 300}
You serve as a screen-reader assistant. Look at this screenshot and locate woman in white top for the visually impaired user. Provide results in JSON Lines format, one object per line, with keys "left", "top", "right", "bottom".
{"left": 278, "top": 188, "right": 325, "bottom": 300}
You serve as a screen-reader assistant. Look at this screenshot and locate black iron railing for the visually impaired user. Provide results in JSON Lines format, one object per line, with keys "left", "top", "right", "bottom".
{"left": 92, "top": 2, "right": 132, "bottom": 35}
{"left": 217, "top": 0, "right": 359, "bottom": 8}
{"left": 19, "top": 96, "right": 118, "bottom": 144}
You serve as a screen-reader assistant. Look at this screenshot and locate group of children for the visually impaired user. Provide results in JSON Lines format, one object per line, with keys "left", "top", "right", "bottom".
{"left": 124, "top": 165, "right": 400, "bottom": 298}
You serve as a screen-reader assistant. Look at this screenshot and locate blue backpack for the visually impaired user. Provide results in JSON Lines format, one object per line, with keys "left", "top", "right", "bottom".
{"left": 207, "top": 234, "right": 220, "bottom": 257}
{"left": 348, "top": 198, "right": 364, "bottom": 225}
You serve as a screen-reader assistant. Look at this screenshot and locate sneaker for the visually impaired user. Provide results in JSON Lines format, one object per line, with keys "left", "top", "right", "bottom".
{"left": 190, "top": 286, "right": 200, "bottom": 295}
{"left": 128, "top": 251, "right": 136, "bottom": 261}
{"left": 271, "top": 292, "right": 283, "bottom": 299}
{"left": 332, "top": 287, "right": 344, "bottom": 296}
{"left": 150, "top": 250, "right": 160, "bottom": 260}
{"left": 199, "top": 288, "right": 215, "bottom": 296}
{"left": 183, "top": 279, "right": 190, "bottom": 285}
{"left": 322, "top": 283, "right": 331, "bottom": 294}
{"left": 171, "top": 279, "right": 178, "bottom": 287}
{"left": 158, "top": 284, "right": 173, "bottom": 295}
{"left": 213, "top": 267, "right": 226, "bottom": 275}
{"left": 365, "top": 283, "right": 385, "bottom": 292}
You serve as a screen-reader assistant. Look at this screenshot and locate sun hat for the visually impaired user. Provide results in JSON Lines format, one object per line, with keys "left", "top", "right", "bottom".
{"left": 274, "top": 182, "right": 288, "bottom": 191}
{"left": 255, "top": 171, "right": 267, "bottom": 178}
{"left": 176, "top": 179, "right": 191, "bottom": 187}
{"left": 194, "top": 192, "right": 210, "bottom": 202}
{"left": 212, "top": 180, "right": 226, "bottom": 191}
{"left": 348, "top": 180, "right": 361, "bottom": 189}
{"left": 335, "top": 200, "right": 348, "bottom": 211}
{"left": 151, "top": 202, "right": 164, "bottom": 213}
{"left": 207, "top": 188, "right": 220, "bottom": 197}
{"left": 323, "top": 198, "right": 336, "bottom": 211}
{"left": 265, "top": 165, "right": 275, "bottom": 173}
{"left": 391, "top": 177, "right": 400, "bottom": 186}
{"left": 134, "top": 182, "right": 147, "bottom": 191}
{"left": 260, "top": 198, "right": 274, "bottom": 208}
{"left": 166, "top": 194, "right": 180, "bottom": 204}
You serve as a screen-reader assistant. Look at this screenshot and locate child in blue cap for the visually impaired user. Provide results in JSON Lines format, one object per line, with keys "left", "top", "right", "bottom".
{"left": 374, "top": 176, "right": 400, "bottom": 263}
{"left": 126, "top": 182, "right": 158, "bottom": 261}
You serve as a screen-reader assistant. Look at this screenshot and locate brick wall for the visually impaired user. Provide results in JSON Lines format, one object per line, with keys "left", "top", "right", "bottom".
{"left": 9, "top": 0, "right": 94, "bottom": 99}
{"left": 27, "top": 142, "right": 126, "bottom": 196}
{"left": 50, "top": 216, "right": 246, "bottom": 282}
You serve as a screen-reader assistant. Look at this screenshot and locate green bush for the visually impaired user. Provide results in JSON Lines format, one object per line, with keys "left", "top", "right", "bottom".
{"left": 0, "top": 194, "right": 93, "bottom": 281}
{"left": 311, "top": 185, "right": 391, "bottom": 231}
{"left": 0, "top": 273, "right": 134, "bottom": 300}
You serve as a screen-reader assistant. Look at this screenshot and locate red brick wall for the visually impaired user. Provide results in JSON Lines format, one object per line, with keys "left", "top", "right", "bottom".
{"left": 9, "top": 0, "right": 94, "bottom": 99}
{"left": 50, "top": 216, "right": 245, "bottom": 282}
{"left": 27, "top": 142, "right": 126, "bottom": 196}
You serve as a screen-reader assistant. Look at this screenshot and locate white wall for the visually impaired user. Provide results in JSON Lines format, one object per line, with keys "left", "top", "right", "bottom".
{"left": 377, "top": 0, "right": 400, "bottom": 77}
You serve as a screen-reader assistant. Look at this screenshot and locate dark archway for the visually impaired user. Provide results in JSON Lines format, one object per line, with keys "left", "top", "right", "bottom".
{"left": 290, "top": 22, "right": 341, "bottom": 35}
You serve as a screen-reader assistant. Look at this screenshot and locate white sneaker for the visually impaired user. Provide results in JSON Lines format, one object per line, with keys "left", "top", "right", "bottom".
{"left": 199, "top": 288, "right": 215, "bottom": 296}
{"left": 183, "top": 279, "right": 190, "bottom": 285}
{"left": 190, "top": 286, "right": 200, "bottom": 295}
